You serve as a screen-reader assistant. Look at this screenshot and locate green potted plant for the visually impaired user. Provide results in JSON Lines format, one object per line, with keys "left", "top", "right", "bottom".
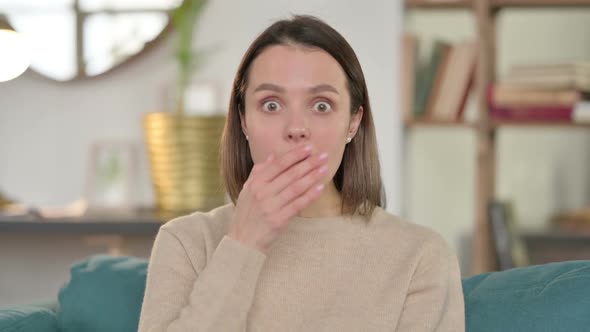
{"left": 143, "top": 0, "right": 226, "bottom": 216}
{"left": 172, "top": 0, "right": 207, "bottom": 114}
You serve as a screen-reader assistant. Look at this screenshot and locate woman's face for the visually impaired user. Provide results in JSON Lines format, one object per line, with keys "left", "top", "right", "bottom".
{"left": 242, "top": 44, "right": 362, "bottom": 184}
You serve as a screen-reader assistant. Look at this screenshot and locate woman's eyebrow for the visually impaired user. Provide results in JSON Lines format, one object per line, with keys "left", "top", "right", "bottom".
{"left": 254, "top": 83, "right": 285, "bottom": 93}
{"left": 253, "top": 83, "right": 339, "bottom": 95}
{"left": 308, "top": 84, "right": 339, "bottom": 95}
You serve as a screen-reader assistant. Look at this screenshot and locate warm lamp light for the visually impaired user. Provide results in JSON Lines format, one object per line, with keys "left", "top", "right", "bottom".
{"left": 0, "top": 27, "right": 30, "bottom": 82}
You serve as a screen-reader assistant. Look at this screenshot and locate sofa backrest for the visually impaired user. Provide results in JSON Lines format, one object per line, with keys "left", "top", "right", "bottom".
{"left": 463, "top": 260, "right": 590, "bottom": 332}
{"left": 55, "top": 255, "right": 590, "bottom": 332}
{"left": 0, "top": 304, "right": 58, "bottom": 332}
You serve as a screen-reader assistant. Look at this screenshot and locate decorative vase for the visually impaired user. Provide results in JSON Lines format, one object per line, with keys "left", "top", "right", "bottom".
{"left": 143, "top": 112, "right": 226, "bottom": 215}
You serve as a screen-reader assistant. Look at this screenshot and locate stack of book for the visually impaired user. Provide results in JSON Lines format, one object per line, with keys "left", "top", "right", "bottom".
{"left": 489, "top": 62, "right": 590, "bottom": 123}
{"left": 402, "top": 34, "right": 477, "bottom": 123}
{"left": 552, "top": 206, "right": 590, "bottom": 234}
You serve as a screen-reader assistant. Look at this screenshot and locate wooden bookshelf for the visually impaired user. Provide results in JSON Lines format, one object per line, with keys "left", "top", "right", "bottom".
{"left": 404, "top": 0, "right": 590, "bottom": 274}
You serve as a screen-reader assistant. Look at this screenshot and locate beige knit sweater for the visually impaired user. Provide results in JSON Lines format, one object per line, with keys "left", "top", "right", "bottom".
{"left": 138, "top": 204, "right": 465, "bottom": 331}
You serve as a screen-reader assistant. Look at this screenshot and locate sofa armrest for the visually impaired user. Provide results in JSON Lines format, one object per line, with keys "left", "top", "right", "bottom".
{"left": 0, "top": 302, "right": 59, "bottom": 332}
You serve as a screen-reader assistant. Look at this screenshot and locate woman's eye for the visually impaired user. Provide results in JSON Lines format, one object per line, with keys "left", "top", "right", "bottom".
{"left": 313, "top": 101, "right": 332, "bottom": 113}
{"left": 262, "top": 100, "right": 281, "bottom": 112}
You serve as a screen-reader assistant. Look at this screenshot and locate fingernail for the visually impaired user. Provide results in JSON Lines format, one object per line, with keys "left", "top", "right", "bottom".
{"left": 318, "top": 165, "right": 328, "bottom": 174}
{"left": 318, "top": 152, "right": 328, "bottom": 160}
{"left": 315, "top": 184, "right": 325, "bottom": 191}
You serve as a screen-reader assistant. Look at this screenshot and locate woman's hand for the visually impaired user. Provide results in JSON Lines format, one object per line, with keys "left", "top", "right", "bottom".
{"left": 227, "top": 144, "right": 329, "bottom": 254}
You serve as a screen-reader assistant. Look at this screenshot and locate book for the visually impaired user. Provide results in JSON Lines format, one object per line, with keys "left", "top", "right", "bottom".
{"left": 489, "top": 85, "right": 581, "bottom": 108}
{"left": 414, "top": 40, "right": 451, "bottom": 119}
{"left": 503, "top": 61, "right": 590, "bottom": 92}
{"left": 429, "top": 40, "right": 477, "bottom": 121}
{"left": 402, "top": 33, "right": 418, "bottom": 124}
{"left": 424, "top": 42, "right": 453, "bottom": 119}
{"left": 488, "top": 200, "right": 529, "bottom": 270}
{"left": 487, "top": 86, "right": 574, "bottom": 122}
{"left": 489, "top": 105, "right": 573, "bottom": 122}
{"left": 509, "top": 62, "right": 590, "bottom": 77}
{"left": 552, "top": 206, "right": 590, "bottom": 234}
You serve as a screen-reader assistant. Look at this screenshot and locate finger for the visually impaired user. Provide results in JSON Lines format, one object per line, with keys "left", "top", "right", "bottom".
{"left": 251, "top": 153, "right": 275, "bottom": 174}
{"left": 273, "top": 181, "right": 326, "bottom": 226}
{"left": 259, "top": 144, "right": 313, "bottom": 183}
{"left": 266, "top": 162, "right": 330, "bottom": 213}
{"left": 257, "top": 152, "right": 328, "bottom": 200}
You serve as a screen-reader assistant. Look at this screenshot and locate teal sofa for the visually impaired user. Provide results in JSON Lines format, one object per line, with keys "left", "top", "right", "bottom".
{"left": 1, "top": 255, "right": 590, "bottom": 332}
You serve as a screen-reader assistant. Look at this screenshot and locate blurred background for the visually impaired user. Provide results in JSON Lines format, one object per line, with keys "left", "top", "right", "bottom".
{"left": 0, "top": 0, "right": 401, "bottom": 307}
{"left": 1, "top": 0, "right": 590, "bottom": 309}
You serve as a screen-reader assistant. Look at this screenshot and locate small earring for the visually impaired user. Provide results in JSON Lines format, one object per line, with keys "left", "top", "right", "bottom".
{"left": 346, "top": 137, "right": 352, "bottom": 143}
{"left": 245, "top": 135, "right": 249, "bottom": 141}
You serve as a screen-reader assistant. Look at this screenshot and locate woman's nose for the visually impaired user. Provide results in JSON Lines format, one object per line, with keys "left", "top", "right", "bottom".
{"left": 285, "top": 126, "right": 310, "bottom": 143}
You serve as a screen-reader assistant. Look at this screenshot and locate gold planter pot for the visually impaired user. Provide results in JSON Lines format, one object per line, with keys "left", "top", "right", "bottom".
{"left": 143, "top": 113, "right": 226, "bottom": 215}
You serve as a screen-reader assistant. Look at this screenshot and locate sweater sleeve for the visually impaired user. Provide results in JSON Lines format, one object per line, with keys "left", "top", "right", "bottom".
{"left": 138, "top": 228, "right": 267, "bottom": 332}
{"left": 395, "top": 237, "right": 465, "bottom": 332}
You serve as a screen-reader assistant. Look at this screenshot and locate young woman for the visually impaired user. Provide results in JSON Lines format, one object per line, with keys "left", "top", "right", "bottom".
{"left": 139, "top": 15, "right": 465, "bottom": 332}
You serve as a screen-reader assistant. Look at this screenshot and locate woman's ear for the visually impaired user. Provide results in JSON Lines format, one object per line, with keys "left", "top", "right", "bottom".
{"left": 239, "top": 106, "right": 248, "bottom": 136}
{"left": 348, "top": 106, "right": 364, "bottom": 139}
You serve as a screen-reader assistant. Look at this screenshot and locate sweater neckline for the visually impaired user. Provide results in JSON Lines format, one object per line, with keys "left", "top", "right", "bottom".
{"left": 286, "top": 207, "right": 382, "bottom": 232}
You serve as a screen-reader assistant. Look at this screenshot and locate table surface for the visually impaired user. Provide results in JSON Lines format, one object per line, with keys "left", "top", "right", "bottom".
{"left": 521, "top": 227, "right": 590, "bottom": 241}
{"left": 0, "top": 209, "right": 169, "bottom": 235}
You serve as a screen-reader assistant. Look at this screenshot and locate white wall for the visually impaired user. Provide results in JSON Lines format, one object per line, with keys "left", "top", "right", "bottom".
{"left": 0, "top": 0, "right": 402, "bottom": 213}
{"left": 403, "top": 9, "right": 478, "bottom": 273}
{"left": 0, "top": 0, "right": 403, "bottom": 307}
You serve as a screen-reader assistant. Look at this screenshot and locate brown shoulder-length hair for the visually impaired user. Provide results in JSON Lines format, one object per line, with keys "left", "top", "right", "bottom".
{"left": 221, "top": 15, "right": 385, "bottom": 219}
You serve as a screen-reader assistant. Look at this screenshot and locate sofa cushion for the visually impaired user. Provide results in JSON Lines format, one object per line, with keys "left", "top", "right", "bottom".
{"left": 0, "top": 305, "right": 58, "bottom": 332}
{"left": 462, "top": 260, "right": 590, "bottom": 332}
{"left": 57, "top": 255, "right": 148, "bottom": 332}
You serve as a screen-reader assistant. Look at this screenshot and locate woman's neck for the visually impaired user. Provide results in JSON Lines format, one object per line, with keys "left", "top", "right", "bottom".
{"left": 297, "top": 181, "right": 342, "bottom": 219}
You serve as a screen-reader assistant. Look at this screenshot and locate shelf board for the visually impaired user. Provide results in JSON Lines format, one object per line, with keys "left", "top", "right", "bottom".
{"left": 492, "top": 0, "right": 590, "bottom": 8}
{"left": 406, "top": 0, "right": 472, "bottom": 9}
{"left": 492, "top": 121, "right": 590, "bottom": 128}
{"left": 406, "top": 120, "right": 590, "bottom": 129}
{"left": 406, "top": 0, "right": 590, "bottom": 9}
{"left": 405, "top": 119, "right": 477, "bottom": 128}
